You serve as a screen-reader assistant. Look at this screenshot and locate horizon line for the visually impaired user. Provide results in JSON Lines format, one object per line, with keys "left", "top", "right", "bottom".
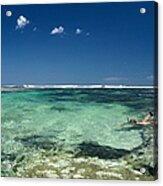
{"left": 2, "top": 84, "right": 156, "bottom": 89}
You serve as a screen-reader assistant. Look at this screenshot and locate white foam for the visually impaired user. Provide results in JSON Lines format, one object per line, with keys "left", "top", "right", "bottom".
{"left": 22, "top": 84, "right": 156, "bottom": 89}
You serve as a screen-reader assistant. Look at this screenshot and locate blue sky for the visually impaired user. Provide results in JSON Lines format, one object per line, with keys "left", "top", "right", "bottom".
{"left": 2, "top": 2, "right": 156, "bottom": 85}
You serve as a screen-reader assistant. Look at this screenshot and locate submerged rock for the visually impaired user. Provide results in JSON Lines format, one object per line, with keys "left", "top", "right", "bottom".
{"left": 15, "top": 135, "right": 57, "bottom": 150}
{"left": 75, "top": 141, "right": 130, "bottom": 159}
{"left": 1, "top": 152, "right": 17, "bottom": 162}
{"left": 124, "top": 125, "right": 158, "bottom": 178}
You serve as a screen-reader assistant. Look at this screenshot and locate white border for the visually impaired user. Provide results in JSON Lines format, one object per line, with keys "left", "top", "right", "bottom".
{"left": 0, "top": 1, "right": 162, "bottom": 186}
{"left": 0, "top": 0, "right": 159, "bottom": 5}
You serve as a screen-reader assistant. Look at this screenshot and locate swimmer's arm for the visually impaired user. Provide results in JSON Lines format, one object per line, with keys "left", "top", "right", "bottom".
{"left": 136, "top": 121, "right": 151, "bottom": 125}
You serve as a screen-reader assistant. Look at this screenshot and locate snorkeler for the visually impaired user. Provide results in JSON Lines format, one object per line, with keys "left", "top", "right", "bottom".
{"left": 128, "top": 112, "right": 154, "bottom": 125}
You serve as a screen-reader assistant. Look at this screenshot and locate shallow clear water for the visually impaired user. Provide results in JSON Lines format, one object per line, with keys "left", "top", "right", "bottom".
{"left": 1, "top": 88, "right": 157, "bottom": 180}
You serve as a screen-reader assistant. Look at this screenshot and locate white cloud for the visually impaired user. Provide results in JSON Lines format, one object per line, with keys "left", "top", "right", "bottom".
{"left": 75, "top": 28, "right": 82, "bottom": 35}
{"left": 104, "top": 76, "right": 127, "bottom": 82}
{"left": 16, "top": 15, "right": 30, "bottom": 30}
{"left": 146, "top": 75, "right": 154, "bottom": 80}
{"left": 33, "top": 27, "right": 37, "bottom": 31}
{"left": 86, "top": 32, "right": 90, "bottom": 36}
{"left": 50, "top": 26, "right": 64, "bottom": 35}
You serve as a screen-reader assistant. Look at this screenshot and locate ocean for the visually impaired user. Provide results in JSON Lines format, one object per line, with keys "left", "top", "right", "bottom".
{"left": 1, "top": 87, "right": 158, "bottom": 180}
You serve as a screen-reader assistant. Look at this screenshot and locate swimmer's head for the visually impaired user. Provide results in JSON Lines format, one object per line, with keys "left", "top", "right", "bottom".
{"left": 129, "top": 119, "right": 137, "bottom": 124}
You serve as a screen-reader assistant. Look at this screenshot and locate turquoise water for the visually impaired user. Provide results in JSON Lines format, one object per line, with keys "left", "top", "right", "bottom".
{"left": 1, "top": 88, "right": 157, "bottom": 180}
